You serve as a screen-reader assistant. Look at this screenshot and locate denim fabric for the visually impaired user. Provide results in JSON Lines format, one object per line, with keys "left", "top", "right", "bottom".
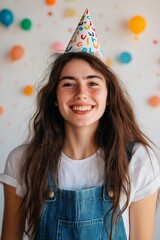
{"left": 35, "top": 183, "right": 127, "bottom": 240}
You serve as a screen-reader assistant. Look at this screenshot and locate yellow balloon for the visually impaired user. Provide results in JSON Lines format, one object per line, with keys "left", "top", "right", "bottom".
{"left": 129, "top": 16, "right": 146, "bottom": 34}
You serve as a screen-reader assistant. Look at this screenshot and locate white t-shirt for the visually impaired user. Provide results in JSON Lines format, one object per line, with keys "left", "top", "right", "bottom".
{"left": 0, "top": 143, "right": 160, "bottom": 240}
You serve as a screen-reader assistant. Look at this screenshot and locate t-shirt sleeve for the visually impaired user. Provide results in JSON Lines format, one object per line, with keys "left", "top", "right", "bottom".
{"left": 0, "top": 144, "right": 27, "bottom": 197}
{"left": 129, "top": 143, "right": 160, "bottom": 202}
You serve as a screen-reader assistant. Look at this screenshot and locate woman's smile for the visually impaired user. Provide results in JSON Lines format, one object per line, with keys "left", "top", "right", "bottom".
{"left": 71, "top": 104, "right": 94, "bottom": 113}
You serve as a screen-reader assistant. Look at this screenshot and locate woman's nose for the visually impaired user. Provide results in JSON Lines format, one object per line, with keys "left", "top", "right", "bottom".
{"left": 74, "top": 85, "right": 87, "bottom": 100}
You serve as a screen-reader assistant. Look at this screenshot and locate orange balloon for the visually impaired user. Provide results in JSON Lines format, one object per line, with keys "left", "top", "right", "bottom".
{"left": 129, "top": 16, "right": 146, "bottom": 34}
{"left": 0, "top": 105, "right": 4, "bottom": 115}
{"left": 148, "top": 96, "right": 160, "bottom": 107}
{"left": 10, "top": 45, "right": 25, "bottom": 61}
{"left": 46, "top": 0, "right": 56, "bottom": 5}
{"left": 23, "top": 85, "right": 33, "bottom": 95}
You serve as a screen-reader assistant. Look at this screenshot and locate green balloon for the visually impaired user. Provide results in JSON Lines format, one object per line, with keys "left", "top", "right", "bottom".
{"left": 20, "top": 18, "right": 32, "bottom": 30}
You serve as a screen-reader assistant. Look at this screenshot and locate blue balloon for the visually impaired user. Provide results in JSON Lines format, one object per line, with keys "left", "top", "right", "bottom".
{"left": 0, "top": 9, "right": 14, "bottom": 27}
{"left": 118, "top": 52, "right": 132, "bottom": 64}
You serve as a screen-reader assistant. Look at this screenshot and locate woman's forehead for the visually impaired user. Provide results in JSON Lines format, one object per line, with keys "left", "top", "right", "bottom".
{"left": 60, "top": 58, "right": 102, "bottom": 76}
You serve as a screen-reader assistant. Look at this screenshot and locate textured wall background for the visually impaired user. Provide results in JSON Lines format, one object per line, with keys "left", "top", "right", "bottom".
{"left": 0, "top": 0, "right": 160, "bottom": 238}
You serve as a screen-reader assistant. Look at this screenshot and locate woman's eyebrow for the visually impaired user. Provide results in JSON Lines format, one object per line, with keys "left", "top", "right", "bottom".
{"left": 86, "top": 75, "right": 103, "bottom": 80}
{"left": 59, "top": 75, "right": 103, "bottom": 81}
{"left": 59, "top": 76, "right": 77, "bottom": 81}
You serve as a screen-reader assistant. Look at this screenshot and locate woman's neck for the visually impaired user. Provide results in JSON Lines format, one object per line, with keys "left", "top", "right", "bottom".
{"left": 62, "top": 123, "right": 98, "bottom": 160}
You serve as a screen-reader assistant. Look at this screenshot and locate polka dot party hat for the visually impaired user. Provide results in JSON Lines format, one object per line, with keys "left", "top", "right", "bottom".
{"left": 65, "top": 8, "right": 105, "bottom": 61}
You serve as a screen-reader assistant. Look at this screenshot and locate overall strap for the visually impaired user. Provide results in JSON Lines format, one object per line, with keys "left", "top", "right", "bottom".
{"left": 48, "top": 171, "right": 53, "bottom": 189}
{"left": 46, "top": 171, "right": 57, "bottom": 200}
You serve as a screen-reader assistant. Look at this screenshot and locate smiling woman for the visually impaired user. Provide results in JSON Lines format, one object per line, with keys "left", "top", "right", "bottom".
{"left": 0, "top": 51, "right": 160, "bottom": 240}
{"left": 0, "top": 9, "right": 160, "bottom": 240}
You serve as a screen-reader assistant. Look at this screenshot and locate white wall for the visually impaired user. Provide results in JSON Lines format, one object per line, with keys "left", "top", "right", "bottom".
{"left": 0, "top": 0, "right": 160, "bottom": 238}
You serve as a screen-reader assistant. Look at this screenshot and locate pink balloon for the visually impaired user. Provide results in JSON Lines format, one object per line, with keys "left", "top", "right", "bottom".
{"left": 51, "top": 41, "right": 64, "bottom": 52}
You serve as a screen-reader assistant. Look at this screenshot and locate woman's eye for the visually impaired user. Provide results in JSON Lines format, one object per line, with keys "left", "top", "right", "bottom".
{"left": 63, "top": 82, "right": 75, "bottom": 87}
{"left": 89, "top": 82, "right": 98, "bottom": 86}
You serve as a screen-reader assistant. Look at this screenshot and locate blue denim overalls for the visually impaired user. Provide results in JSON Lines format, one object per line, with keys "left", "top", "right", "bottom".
{"left": 35, "top": 145, "right": 134, "bottom": 240}
{"left": 35, "top": 185, "right": 127, "bottom": 240}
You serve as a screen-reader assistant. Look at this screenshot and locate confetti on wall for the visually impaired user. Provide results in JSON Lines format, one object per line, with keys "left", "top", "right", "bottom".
{"left": 106, "top": 58, "right": 112, "bottom": 67}
{"left": 47, "top": 11, "right": 54, "bottom": 16}
{"left": 153, "top": 39, "right": 158, "bottom": 45}
{"left": 63, "top": 8, "right": 76, "bottom": 18}
{"left": 0, "top": 105, "right": 4, "bottom": 115}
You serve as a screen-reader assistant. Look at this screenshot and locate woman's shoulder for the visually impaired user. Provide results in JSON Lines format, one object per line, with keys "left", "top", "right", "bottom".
{"left": 129, "top": 143, "right": 160, "bottom": 201}
{"left": 5, "top": 144, "right": 28, "bottom": 174}
{"left": 131, "top": 143, "right": 159, "bottom": 167}
{"left": 7, "top": 144, "right": 27, "bottom": 158}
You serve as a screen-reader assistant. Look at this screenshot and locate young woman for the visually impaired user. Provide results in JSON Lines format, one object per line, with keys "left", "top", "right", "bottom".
{"left": 0, "top": 52, "right": 160, "bottom": 240}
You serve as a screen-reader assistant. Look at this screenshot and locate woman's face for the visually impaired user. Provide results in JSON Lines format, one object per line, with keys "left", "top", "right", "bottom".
{"left": 56, "top": 59, "right": 108, "bottom": 129}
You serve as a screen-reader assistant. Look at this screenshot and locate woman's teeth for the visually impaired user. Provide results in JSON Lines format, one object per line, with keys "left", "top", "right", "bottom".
{"left": 72, "top": 106, "right": 92, "bottom": 111}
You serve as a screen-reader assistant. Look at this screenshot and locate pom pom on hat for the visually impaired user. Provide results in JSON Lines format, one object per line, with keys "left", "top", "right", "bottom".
{"left": 65, "top": 9, "right": 105, "bottom": 61}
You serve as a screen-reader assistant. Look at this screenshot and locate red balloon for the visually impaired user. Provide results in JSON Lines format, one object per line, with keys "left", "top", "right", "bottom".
{"left": 10, "top": 45, "right": 25, "bottom": 61}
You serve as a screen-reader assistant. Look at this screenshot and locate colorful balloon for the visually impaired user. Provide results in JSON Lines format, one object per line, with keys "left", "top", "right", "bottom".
{"left": 46, "top": 0, "right": 56, "bottom": 5}
{"left": 20, "top": 18, "right": 32, "bottom": 30}
{"left": 0, "top": 9, "right": 14, "bottom": 27}
{"left": 129, "top": 16, "right": 146, "bottom": 34}
{"left": 0, "top": 105, "right": 4, "bottom": 115}
{"left": 23, "top": 85, "right": 33, "bottom": 96}
{"left": 148, "top": 96, "right": 160, "bottom": 107}
{"left": 52, "top": 41, "right": 64, "bottom": 52}
{"left": 10, "top": 45, "right": 25, "bottom": 61}
{"left": 118, "top": 52, "right": 132, "bottom": 64}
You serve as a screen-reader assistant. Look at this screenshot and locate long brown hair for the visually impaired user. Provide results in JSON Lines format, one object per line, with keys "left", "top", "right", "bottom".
{"left": 20, "top": 52, "right": 150, "bottom": 239}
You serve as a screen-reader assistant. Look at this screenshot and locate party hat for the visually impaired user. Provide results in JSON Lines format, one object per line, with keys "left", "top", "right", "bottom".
{"left": 65, "top": 9, "right": 105, "bottom": 61}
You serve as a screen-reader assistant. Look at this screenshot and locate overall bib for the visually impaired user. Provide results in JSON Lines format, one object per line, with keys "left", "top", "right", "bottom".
{"left": 35, "top": 184, "right": 127, "bottom": 240}
{"left": 35, "top": 144, "right": 134, "bottom": 240}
